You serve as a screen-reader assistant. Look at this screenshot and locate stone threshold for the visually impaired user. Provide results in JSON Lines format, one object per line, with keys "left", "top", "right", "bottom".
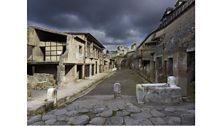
{"left": 27, "top": 71, "right": 115, "bottom": 116}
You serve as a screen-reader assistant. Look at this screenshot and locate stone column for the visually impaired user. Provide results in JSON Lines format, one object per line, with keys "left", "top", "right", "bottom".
{"left": 173, "top": 47, "right": 188, "bottom": 96}
{"left": 82, "top": 65, "right": 85, "bottom": 79}
{"left": 74, "top": 65, "right": 77, "bottom": 80}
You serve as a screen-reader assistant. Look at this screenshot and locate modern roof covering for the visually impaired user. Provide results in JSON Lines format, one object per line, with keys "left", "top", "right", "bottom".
{"left": 66, "top": 32, "right": 105, "bottom": 49}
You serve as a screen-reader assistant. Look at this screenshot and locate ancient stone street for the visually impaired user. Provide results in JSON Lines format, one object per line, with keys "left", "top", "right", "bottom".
{"left": 28, "top": 95, "right": 195, "bottom": 125}
{"left": 28, "top": 69, "right": 195, "bottom": 125}
{"left": 87, "top": 69, "right": 147, "bottom": 96}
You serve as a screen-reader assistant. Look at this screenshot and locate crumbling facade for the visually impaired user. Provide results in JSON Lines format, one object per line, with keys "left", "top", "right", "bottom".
{"left": 27, "top": 26, "right": 112, "bottom": 89}
{"left": 126, "top": 0, "right": 195, "bottom": 97}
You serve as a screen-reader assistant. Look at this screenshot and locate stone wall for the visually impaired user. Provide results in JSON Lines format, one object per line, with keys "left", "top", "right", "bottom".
{"left": 27, "top": 73, "right": 56, "bottom": 90}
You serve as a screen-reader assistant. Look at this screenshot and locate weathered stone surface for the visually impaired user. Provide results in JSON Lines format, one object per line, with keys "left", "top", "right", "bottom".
{"left": 106, "top": 116, "right": 124, "bottom": 125}
{"left": 150, "top": 110, "right": 165, "bottom": 117}
{"left": 150, "top": 117, "right": 167, "bottom": 125}
{"left": 124, "top": 116, "right": 139, "bottom": 125}
{"left": 181, "top": 113, "right": 195, "bottom": 125}
{"left": 56, "top": 114, "right": 68, "bottom": 122}
{"left": 166, "top": 116, "right": 181, "bottom": 125}
{"left": 32, "top": 121, "right": 45, "bottom": 125}
{"left": 114, "top": 83, "right": 121, "bottom": 98}
{"left": 89, "top": 117, "right": 106, "bottom": 125}
{"left": 45, "top": 118, "right": 56, "bottom": 125}
{"left": 92, "top": 106, "right": 105, "bottom": 114}
{"left": 144, "top": 86, "right": 182, "bottom": 104}
{"left": 42, "top": 114, "right": 56, "bottom": 121}
{"left": 68, "top": 115, "right": 90, "bottom": 125}
{"left": 77, "top": 108, "right": 89, "bottom": 113}
{"left": 98, "top": 109, "right": 113, "bottom": 117}
{"left": 116, "top": 110, "right": 130, "bottom": 117}
{"left": 28, "top": 115, "right": 42, "bottom": 124}
{"left": 54, "top": 121, "right": 67, "bottom": 125}
{"left": 55, "top": 109, "right": 67, "bottom": 115}
{"left": 164, "top": 107, "right": 176, "bottom": 112}
{"left": 29, "top": 73, "right": 56, "bottom": 90}
{"left": 124, "top": 116, "right": 152, "bottom": 125}
{"left": 125, "top": 103, "right": 141, "bottom": 113}
{"left": 130, "top": 111, "right": 152, "bottom": 120}
{"left": 66, "top": 110, "right": 78, "bottom": 117}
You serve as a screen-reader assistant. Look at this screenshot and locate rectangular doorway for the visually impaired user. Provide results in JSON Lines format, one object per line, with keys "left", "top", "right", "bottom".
{"left": 77, "top": 65, "right": 82, "bottom": 79}
{"left": 187, "top": 51, "right": 195, "bottom": 97}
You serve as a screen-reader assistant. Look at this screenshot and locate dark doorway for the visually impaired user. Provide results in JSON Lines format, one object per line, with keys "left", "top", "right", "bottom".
{"left": 95, "top": 62, "right": 98, "bottom": 74}
{"left": 168, "top": 58, "right": 173, "bottom": 76}
{"left": 92, "top": 64, "right": 94, "bottom": 76}
{"left": 187, "top": 51, "right": 195, "bottom": 97}
{"left": 77, "top": 65, "right": 82, "bottom": 79}
{"left": 85, "top": 65, "right": 90, "bottom": 77}
{"left": 163, "top": 60, "right": 167, "bottom": 77}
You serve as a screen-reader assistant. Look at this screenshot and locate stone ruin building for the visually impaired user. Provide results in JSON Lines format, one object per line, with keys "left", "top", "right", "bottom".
{"left": 124, "top": 0, "right": 195, "bottom": 97}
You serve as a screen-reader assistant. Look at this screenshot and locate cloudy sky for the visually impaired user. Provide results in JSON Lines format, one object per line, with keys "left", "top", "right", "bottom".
{"left": 28, "top": 0, "right": 176, "bottom": 50}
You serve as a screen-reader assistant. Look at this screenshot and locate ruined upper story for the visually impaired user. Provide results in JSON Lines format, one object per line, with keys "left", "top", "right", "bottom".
{"left": 27, "top": 26, "right": 105, "bottom": 64}
{"left": 136, "top": 0, "right": 195, "bottom": 58}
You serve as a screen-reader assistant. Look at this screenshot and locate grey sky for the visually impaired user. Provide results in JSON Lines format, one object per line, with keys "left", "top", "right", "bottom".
{"left": 28, "top": 0, "right": 176, "bottom": 50}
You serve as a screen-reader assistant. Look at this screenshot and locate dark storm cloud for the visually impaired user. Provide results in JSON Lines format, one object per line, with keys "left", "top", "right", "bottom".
{"left": 28, "top": 0, "right": 176, "bottom": 49}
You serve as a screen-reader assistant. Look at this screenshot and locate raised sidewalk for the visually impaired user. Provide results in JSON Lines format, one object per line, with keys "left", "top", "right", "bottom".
{"left": 27, "top": 71, "right": 114, "bottom": 116}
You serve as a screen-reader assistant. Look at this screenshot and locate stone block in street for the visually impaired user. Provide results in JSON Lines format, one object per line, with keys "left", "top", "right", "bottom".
{"left": 125, "top": 103, "right": 141, "bottom": 113}
{"left": 98, "top": 109, "right": 113, "bottom": 117}
{"left": 116, "top": 110, "right": 130, "bottom": 117}
{"left": 166, "top": 116, "right": 181, "bottom": 125}
{"left": 28, "top": 115, "right": 42, "bottom": 124}
{"left": 42, "top": 114, "right": 56, "bottom": 121}
{"left": 68, "top": 115, "right": 90, "bottom": 125}
{"left": 55, "top": 108, "right": 67, "bottom": 115}
{"left": 89, "top": 117, "right": 106, "bottom": 125}
{"left": 45, "top": 118, "right": 57, "bottom": 125}
{"left": 181, "top": 113, "right": 195, "bottom": 125}
{"left": 150, "top": 117, "right": 167, "bottom": 125}
{"left": 106, "top": 116, "right": 124, "bottom": 125}
{"left": 150, "top": 109, "right": 165, "bottom": 117}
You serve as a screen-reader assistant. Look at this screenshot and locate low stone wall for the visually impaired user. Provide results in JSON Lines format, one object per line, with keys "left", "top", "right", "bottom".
{"left": 27, "top": 73, "right": 56, "bottom": 90}
{"left": 144, "top": 86, "right": 182, "bottom": 104}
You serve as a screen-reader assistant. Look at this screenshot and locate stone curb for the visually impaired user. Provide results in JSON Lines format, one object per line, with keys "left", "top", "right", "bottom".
{"left": 27, "top": 71, "right": 115, "bottom": 116}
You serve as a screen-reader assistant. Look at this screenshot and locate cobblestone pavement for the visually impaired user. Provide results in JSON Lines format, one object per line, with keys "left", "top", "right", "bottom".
{"left": 87, "top": 69, "right": 147, "bottom": 96}
{"left": 28, "top": 95, "right": 195, "bottom": 125}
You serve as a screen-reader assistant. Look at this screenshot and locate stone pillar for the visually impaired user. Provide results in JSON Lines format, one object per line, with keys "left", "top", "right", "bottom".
{"left": 114, "top": 83, "right": 121, "bottom": 98}
{"left": 82, "top": 65, "right": 85, "bottom": 79}
{"left": 47, "top": 88, "right": 57, "bottom": 106}
{"left": 74, "top": 65, "right": 77, "bottom": 80}
{"left": 136, "top": 84, "right": 145, "bottom": 104}
{"left": 173, "top": 47, "right": 188, "bottom": 96}
{"left": 57, "top": 64, "right": 65, "bottom": 87}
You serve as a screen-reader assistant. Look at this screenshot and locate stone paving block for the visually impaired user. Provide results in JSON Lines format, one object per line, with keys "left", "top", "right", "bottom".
{"left": 28, "top": 115, "right": 42, "bottom": 124}
{"left": 77, "top": 108, "right": 89, "bottom": 113}
{"left": 45, "top": 118, "right": 57, "bottom": 125}
{"left": 68, "top": 115, "right": 90, "bottom": 125}
{"left": 150, "top": 117, "right": 167, "bottom": 125}
{"left": 125, "top": 103, "right": 141, "bottom": 113}
{"left": 42, "top": 114, "right": 56, "bottom": 121}
{"left": 106, "top": 116, "right": 124, "bottom": 125}
{"left": 116, "top": 110, "right": 130, "bottom": 117}
{"left": 98, "top": 109, "right": 113, "bottom": 117}
{"left": 31, "top": 121, "right": 45, "bottom": 125}
{"left": 54, "top": 108, "right": 67, "bottom": 115}
{"left": 166, "top": 116, "right": 181, "bottom": 125}
{"left": 150, "top": 109, "right": 166, "bottom": 117}
{"left": 65, "top": 110, "right": 78, "bottom": 117}
{"left": 56, "top": 114, "right": 68, "bottom": 122}
{"left": 164, "top": 107, "right": 176, "bottom": 112}
{"left": 89, "top": 117, "right": 106, "bottom": 125}
{"left": 130, "top": 111, "right": 152, "bottom": 120}
{"left": 181, "top": 113, "right": 195, "bottom": 125}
